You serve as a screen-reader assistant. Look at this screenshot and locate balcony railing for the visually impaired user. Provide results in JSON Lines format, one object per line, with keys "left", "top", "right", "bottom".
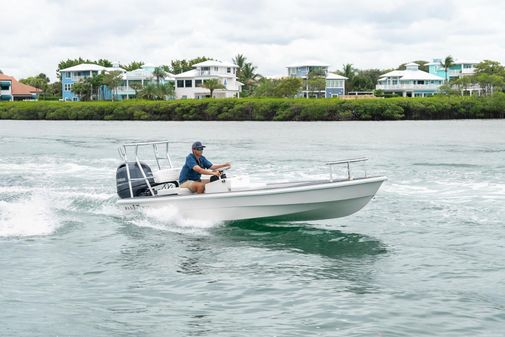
{"left": 376, "top": 84, "right": 442, "bottom": 91}
{"left": 116, "top": 86, "right": 136, "bottom": 94}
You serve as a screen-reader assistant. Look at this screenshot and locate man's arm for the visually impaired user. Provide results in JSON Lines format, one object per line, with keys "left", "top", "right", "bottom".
{"left": 210, "top": 162, "right": 231, "bottom": 170}
{"left": 192, "top": 165, "right": 220, "bottom": 176}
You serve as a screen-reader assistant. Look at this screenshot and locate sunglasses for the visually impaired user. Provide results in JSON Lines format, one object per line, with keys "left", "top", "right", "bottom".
{"left": 194, "top": 147, "right": 204, "bottom": 151}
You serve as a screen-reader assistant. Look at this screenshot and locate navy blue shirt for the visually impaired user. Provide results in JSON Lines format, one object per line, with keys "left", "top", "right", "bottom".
{"left": 179, "top": 154, "right": 213, "bottom": 183}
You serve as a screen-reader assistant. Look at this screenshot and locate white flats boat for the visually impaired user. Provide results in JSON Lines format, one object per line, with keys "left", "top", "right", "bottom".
{"left": 116, "top": 141, "right": 386, "bottom": 222}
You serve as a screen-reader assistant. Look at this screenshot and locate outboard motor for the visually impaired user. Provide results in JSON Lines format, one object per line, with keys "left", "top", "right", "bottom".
{"left": 116, "top": 162, "right": 155, "bottom": 198}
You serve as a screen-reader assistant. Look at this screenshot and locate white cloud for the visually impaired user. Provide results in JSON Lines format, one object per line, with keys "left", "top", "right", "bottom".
{"left": 1, "top": 0, "right": 504, "bottom": 81}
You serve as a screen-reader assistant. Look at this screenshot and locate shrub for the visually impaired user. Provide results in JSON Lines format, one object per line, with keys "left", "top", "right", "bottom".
{"left": 1, "top": 96, "right": 504, "bottom": 121}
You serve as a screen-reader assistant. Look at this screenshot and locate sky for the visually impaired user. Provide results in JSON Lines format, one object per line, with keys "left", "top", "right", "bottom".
{"left": 2, "top": 0, "right": 505, "bottom": 82}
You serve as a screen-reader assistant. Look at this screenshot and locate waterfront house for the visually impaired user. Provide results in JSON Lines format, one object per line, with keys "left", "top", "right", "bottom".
{"left": 0, "top": 74, "right": 41, "bottom": 101}
{"left": 427, "top": 58, "right": 481, "bottom": 95}
{"left": 60, "top": 63, "right": 126, "bottom": 101}
{"left": 60, "top": 63, "right": 175, "bottom": 101}
{"left": 287, "top": 63, "right": 347, "bottom": 98}
{"left": 173, "top": 60, "right": 242, "bottom": 99}
{"left": 116, "top": 64, "right": 175, "bottom": 100}
{"left": 376, "top": 62, "right": 444, "bottom": 97}
{"left": 325, "top": 73, "right": 348, "bottom": 97}
{"left": 427, "top": 59, "right": 479, "bottom": 81}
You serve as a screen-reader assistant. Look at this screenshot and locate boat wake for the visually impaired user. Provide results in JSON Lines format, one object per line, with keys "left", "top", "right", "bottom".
{"left": 0, "top": 192, "right": 61, "bottom": 237}
{"left": 126, "top": 205, "right": 224, "bottom": 235}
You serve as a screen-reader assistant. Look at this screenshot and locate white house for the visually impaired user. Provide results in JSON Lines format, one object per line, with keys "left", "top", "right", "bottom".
{"left": 116, "top": 64, "right": 175, "bottom": 100}
{"left": 173, "top": 60, "right": 242, "bottom": 99}
{"left": 376, "top": 62, "right": 444, "bottom": 97}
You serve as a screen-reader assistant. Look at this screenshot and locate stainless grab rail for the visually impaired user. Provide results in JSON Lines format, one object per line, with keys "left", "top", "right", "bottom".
{"left": 326, "top": 157, "right": 368, "bottom": 182}
{"left": 118, "top": 141, "right": 174, "bottom": 198}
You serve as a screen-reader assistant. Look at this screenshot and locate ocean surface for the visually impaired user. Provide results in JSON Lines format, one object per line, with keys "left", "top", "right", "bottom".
{"left": 1, "top": 120, "right": 504, "bottom": 337}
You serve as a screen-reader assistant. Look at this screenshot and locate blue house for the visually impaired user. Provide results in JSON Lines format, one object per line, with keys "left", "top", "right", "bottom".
{"left": 287, "top": 63, "right": 347, "bottom": 98}
{"left": 60, "top": 63, "right": 125, "bottom": 101}
{"left": 60, "top": 63, "right": 177, "bottom": 101}
{"left": 325, "top": 73, "right": 348, "bottom": 97}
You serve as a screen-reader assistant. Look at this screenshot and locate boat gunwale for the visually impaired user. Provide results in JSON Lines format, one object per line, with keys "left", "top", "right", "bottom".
{"left": 116, "top": 175, "right": 387, "bottom": 204}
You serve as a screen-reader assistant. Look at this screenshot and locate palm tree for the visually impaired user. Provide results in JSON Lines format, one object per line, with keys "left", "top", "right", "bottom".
{"left": 138, "top": 83, "right": 159, "bottom": 100}
{"left": 440, "top": 55, "right": 455, "bottom": 82}
{"left": 232, "top": 54, "right": 247, "bottom": 78}
{"left": 339, "top": 64, "right": 355, "bottom": 93}
{"left": 203, "top": 79, "right": 225, "bottom": 98}
{"left": 152, "top": 67, "right": 167, "bottom": 85}
{"left": 240, "top": 63, "right": 261, "bottom": 95}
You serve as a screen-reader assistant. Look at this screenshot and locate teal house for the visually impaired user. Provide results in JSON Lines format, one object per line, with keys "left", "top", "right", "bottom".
{"left": 427, "top": 59, "right": 479, "bottom": 81}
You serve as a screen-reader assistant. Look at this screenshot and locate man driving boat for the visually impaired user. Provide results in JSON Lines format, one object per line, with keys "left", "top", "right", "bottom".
{"left": 179, "top": 141, "right": 231, "bottom": 194}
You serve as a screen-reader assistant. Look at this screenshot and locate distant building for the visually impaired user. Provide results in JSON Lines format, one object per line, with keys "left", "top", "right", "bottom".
{"left": 173, "top": 60, "right": 242, "bottom": 99}
{"left": 0, "top": 74, "right": 42, "bottom": 101}
{"left": 325, "top": 73, "right": 348, "bottom": 97}
{"left": 427, "top": 59, "right": 479, "bottom": 81}
{"left": 60, "top": 63, "right": 125, "bottom": 101}
{"left": 427, "top": 58, "right": 481, "bottom": 95}
{"left": 376, "top": 62, "right": 444, "bottom": 97}
{"left": 60, "top": 63, "right": 175, "bottom": 101}
{"left": 287, "top": 63, "right": 347, "bottom": 98}
{"left": 116, "top": 64, "right": 175, "bottom": 100}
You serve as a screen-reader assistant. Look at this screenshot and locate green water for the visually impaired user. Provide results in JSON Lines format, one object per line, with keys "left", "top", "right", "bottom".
{"left": 0, "top": 120, "right": 504, "bottom": 336}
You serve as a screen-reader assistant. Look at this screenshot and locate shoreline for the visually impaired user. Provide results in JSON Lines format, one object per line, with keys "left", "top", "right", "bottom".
{"left": 1, "top": 95, "right": 504, "bottom": 121}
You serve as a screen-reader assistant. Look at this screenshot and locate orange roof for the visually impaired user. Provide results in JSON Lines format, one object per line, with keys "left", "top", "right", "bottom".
{"left": 0, "top": 74, "right": 42, "bottom": 96}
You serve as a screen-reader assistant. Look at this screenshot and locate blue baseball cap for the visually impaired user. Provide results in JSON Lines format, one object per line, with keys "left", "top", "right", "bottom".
{"left": 192, "top": 141, "right": 206, "bottom": 149}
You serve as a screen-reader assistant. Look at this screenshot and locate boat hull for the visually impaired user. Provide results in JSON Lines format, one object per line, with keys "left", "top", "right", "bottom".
{"left": 117, "top": 176, "right": 386, "bottom": 222}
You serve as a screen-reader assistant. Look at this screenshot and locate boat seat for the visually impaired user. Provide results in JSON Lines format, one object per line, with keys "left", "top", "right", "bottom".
{"left": 177, "top": 188, "right": 192, "bottom": 195}
{"left": 153, "top": 168, "right": 180, "bottom": 184}
{"left": 156, "top": 187, "right": 192, "bottom": 196}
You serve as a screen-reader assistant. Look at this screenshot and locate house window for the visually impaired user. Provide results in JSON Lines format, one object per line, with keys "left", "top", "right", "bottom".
{"left": 65, "top": 72, "right": 71, "bottom": 78}
{"left": 195, "top": 80, "right": 203, "bottom": 87}
{"left": 214, "top": 67, "right": 219, "bottom": 72}
{"left": 227, "top": 67, "right": 231, "bottom": 73}
{"left": 185, "top": 80, "right": 193, "bottom": 88}
{"left": 177, "top": 80, "right": 184, "bottom": 88}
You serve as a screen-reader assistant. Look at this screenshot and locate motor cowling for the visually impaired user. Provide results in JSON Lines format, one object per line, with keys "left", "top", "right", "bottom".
{"left": 116, "top": 162, "right": 155, "bottom": 199}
